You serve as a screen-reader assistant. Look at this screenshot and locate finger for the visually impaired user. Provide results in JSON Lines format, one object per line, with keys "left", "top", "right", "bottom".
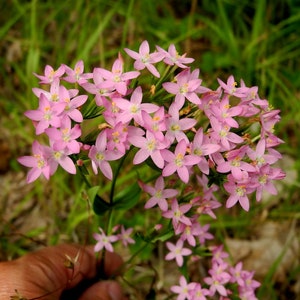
{"left": 78, "top": 280, "right": 124, "bottom": 300}
{"left": 16, "top": 244, "right": 123, "bottom": 298}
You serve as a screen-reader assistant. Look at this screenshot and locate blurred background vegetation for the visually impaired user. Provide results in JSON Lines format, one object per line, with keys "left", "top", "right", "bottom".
{"left": 0, "top": 0, "right": 300, "bottom": 299}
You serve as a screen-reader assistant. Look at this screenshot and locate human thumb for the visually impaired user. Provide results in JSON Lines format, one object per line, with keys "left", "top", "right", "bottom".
{"left": 78, "top": 280, "right": 124, "bottom": 300}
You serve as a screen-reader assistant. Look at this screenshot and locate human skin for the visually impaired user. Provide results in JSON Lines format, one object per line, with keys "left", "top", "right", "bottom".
{"left": 0, "top": 244, "right": 125, "bottom": 300}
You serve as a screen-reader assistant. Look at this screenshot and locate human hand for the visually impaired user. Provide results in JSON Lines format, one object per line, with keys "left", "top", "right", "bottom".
{"left": 0, "top": 244, "right": 125, "bottom": 300}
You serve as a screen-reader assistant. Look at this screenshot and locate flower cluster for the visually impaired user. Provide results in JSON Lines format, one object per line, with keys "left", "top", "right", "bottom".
{"left": 19, "top": 40, "right": 285, "bottom": 299}
{"left": 171, "top": 246, "right": 260, "bottom": 300}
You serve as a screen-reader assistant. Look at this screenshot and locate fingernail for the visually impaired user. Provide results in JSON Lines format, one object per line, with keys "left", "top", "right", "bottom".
{"left": 107, "top": 281, "right": 123, "bottom": 300}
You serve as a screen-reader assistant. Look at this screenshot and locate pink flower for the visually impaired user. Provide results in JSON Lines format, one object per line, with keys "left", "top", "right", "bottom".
{"left": 196, "top": 224, "right": 214, "bottom": 245}
{"left": 163, "top": 198, "right": 192, "bottom": 229}
{"left": 156, "top": 44, "right": 194, "bottom": 68}
{"left": 117, "top": 225, "right": 135, "bottom": 247}
{"left": 224, "top": 174, "right": 255, "bottom": 211}
{"left": 165, "top": 239, "right": 192, "bottom": 267}
{"left": 217, "top": 75, "right": 247, "bottom": 97}
{"left": 81, "top": 68, "right": 115, "bottom": 106}
{"left": 210, "top": 245, "right": 229, "bottom": 264}
{"left": 32, "top": 78, "right": 61, "bottom": 103}
{"left": 88, "top": 130, "right": 123, "bottom": 180}
{"left": 34, "top": 64, "right": 65, "bottom": 84}
{"left": 216, "top": 147, "right": 256, "bottom": 180}
{"left": 45, "top": 116, "right": 81, "bottom": 154}
{"left": 189, "top": 283, "right": 210, "bottom": 300}
{"left": 239, "top": 270, "right": 260, "bottom": 297}
{"left": 58, "top": 86, "right": 88, "bottom": 123}
{"left": 47, "top": 144, "right": 77, "bottom": 175}
{"left": 129, "top": 130, "right": 168, "bottom": 169}
{"left": 93, "top": 227, "right": 118, "bottom": 253}
{"left": 124, "top": 40, "right": 164, "bottom": 77}
{"left": 165, "top": 104, "right": 197, "bottom": 144}
{"left": 229, "top": 261, "right": 244, "bottom": 286}
{"left": 204, "top": 261, "right": 231, "bottom": 297}
{"left": 24, "top": 94, "right": 65, "bottom": 135}
{"left": 209, "top": 116, "right": 244, "bottom": 150}
{"left": 247, "top": 139, "right": 279, "bottom": 169}
{"left": 140, "top": 176, "right": 178, "bottom": 211}
{"left": 251, "top": 164, "right": 284, "bottom": 202}
{"left": 162, "top": 139, "right": 200, "bottom": 183}
{"left": 163, "top": 69, "right": 202, "bottom": 109}
{"left": 260, "top": 109, "right": 281, "bottom": 135}
{"left": 190, "top": 128, "right": 220, "bottom": 174}
{"left": 95, "top": 54, "right": 140, "bottom": 95}
{"left": 106, "top": 121, "right": 130, "bottom": 154}
{"left": 210, "top": 95, "right": 242, "bottom": 128}
{"left": 25, "top": 94, "right": 65, "bottom": 135}
{"left": 115, "top": 86, "right": 158, "bottom": 126}
{"left": 63, "top": 60, "right": 93, "bottom": 85}
{"left": 141, "top": 108, "right": 166, "bottom": 141}
{"left": 18, "top": 141, "right": 51, "bottom": 183}
{"left": 176, "top": 219, "right": 212, "bottom": 247}
{"left": 171, "top": 276, "right": 195, "bottom": 300}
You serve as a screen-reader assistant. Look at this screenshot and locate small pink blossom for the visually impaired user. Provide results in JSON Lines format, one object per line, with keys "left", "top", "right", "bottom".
{"left": 217, "top": 147, "right": 256, "bottom": 180}
{"left": 210, "top": 116, "right": 244, "bottom": 150}
{"left": 34, "top": 64, "right": 65, "bottom": 84}
{"left": 47, "top": 144, "right": 77, "bottom": 175}
{"left": 204, "top": 261, "right": 231, "bottom": 297}
{"left": 115, "top": 86, "right": 158, "bottom": 126}
{"left": 162, "top": 139, "right": 200, "bottom": 183}
{"left": 165, "top": 104, "right": 197, "bottom": 143}
{"left": 24, "top": 94, "right": 65, "bottom": 135}
{"left": 129, "top": 130, "right": 168, "bottom": 169}
{"left": 210, "top": 95, "right": 242, "bottom": 128}
{"left": 18, "top": 141, "right": 51, "bottom": 183}
{"left": 190, "top": 128, "right": 220, "bottom": 175}
{"left": 163, "top": 198, "right": 192, "bottom": 229}
{"left": 88, "top": 130, "right": 123, "bottom": 180}
{"left": 141, "top": 108, "right": 166, "bottom": 141}
{"left": 171, "top": 276, "right": 195, "bottom": 300}
{"left": 224, "top": 174, "right": 255, "bottom": 211}
{"left": 165, "top": 239, "right": 192, "bottom": 267}
{"left": 93, "top": 227, "right": 118, "bottom": 253}
{"left": 189, "top": 282, "right": 210, "bottom": 300}
{"left": 63, "top": 60, "right": 93, "bottom": 85}
{"left": 140, "top": 176, "right": 178, "bottom": 211}
{"left": 217, "top": 75, "right": 247, "bottom": 97}
{"left": 163, "top": 69, "right": 202, "bottom": 109}
{"left": 81, "top": 68, "right": 115, "bottom": 106}
{"left": 117, "top": 225, "right": 135, "bottom": 247}
{"left": 156, "top": 44, "right": 194, "bottom": 68}
{"left": 96, "top": 54, "right": 140, "bottom": 95}
{"left": 124, "top": 40, "right": 164, "bottom": 77}
{"left": 45, "top": 116, "right": 81, "bottom": 154}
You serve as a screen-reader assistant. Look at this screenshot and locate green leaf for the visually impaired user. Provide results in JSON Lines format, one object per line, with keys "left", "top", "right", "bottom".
{"left": 88, "top": 186, "right": 111, "bottom": 215}
{"left": 151, "top": 229, "right": 173, "bottom": 243}
{"left": 81, "top": 97, "right": 104, "bottom": 120}
{"left": 113, "top": 182, "right": 141, "bottom": 210}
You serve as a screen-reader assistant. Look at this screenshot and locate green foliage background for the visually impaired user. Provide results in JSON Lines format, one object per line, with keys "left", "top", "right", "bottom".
{"left": 0, "top": 1, "right": 299, "bottom": 299}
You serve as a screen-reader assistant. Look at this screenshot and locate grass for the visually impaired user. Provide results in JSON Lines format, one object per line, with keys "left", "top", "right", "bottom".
{"left": 1, "top": 0, "right": 300, "bottom": 299}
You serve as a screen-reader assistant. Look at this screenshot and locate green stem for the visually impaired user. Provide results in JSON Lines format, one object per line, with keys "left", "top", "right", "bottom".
{"left": 124, "top": 240, "right": 150, "bottom": 266}
{"left": 109, "top": 148, "right": 131, "bottom": 204}
{"left": 78, "top": 166, "right": 92, "bottom": 188}
{"left": 100, "top": 150, "right": 131, "bottom": 277}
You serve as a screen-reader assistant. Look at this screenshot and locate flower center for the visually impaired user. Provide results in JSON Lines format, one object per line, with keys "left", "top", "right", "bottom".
{"left": 175, "top": 153, "right": 184, "bottom": 167}
{"left": 236, "top": 186, "right": 246, "bottom": 196}
{"left": 179, "top": 83, "right": 189, "bottom": 94}
{"left": 130, "top": 104, "right": 139, "bottom": 114}
{"left": 96, "top": 152, "right": 104, "bottom": 161}
{"left": 146, "top": 139, "right": 156, "bottom": 151}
